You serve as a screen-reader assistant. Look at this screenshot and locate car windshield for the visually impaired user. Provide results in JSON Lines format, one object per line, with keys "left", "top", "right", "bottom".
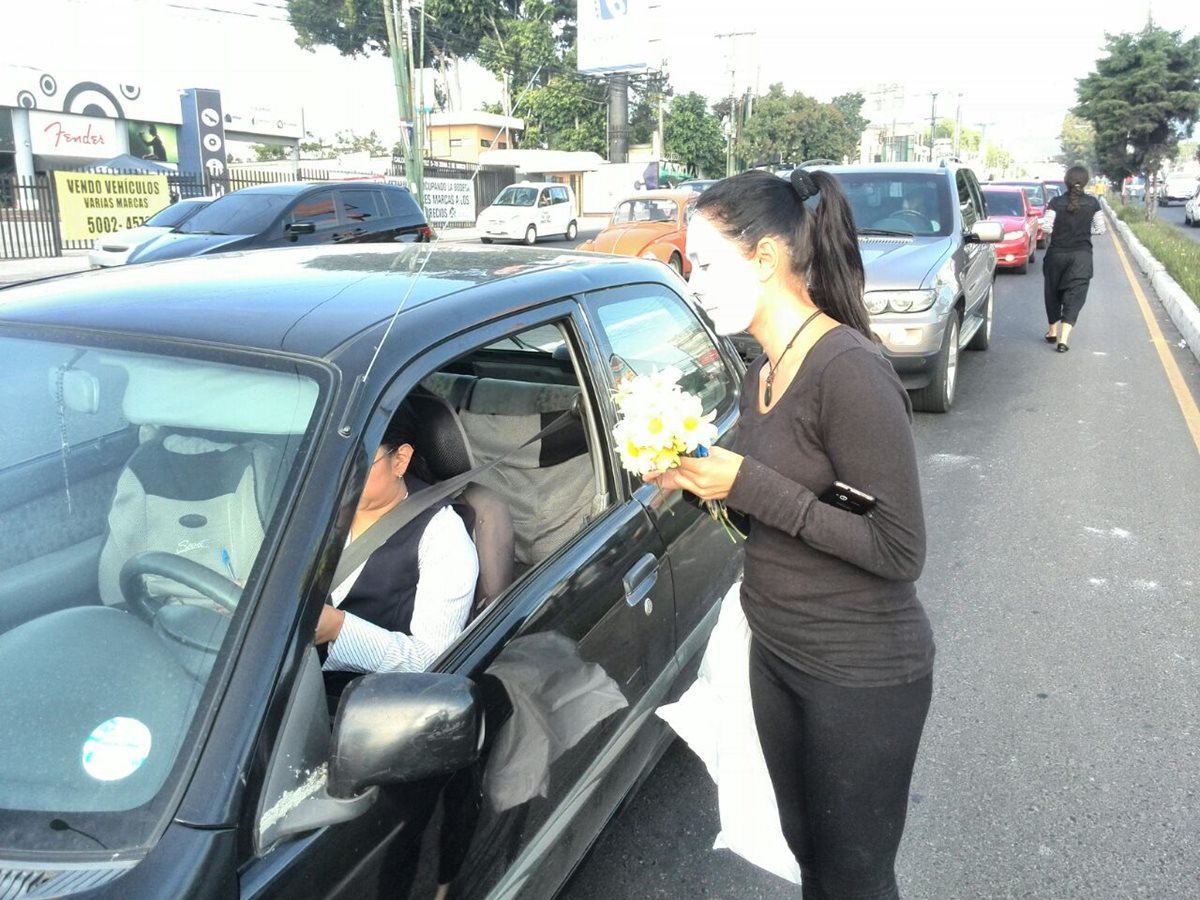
{"left": 0, "top": 334, "right": 322, "bottom": 856}
{"left": 829, "top": 172, "right": 952, "bottom": 236}
{"left": 491, "top": 187, "right": 538, "bottom": 207}
{"left": 177, "top": 193, "right": 291, "bottom": 235}
{"left": 611, "top": 199, "right": 679, "bottom": 225}
{"left": 983, "top": 191, "right": 1025, "bottom": 217}
{"left": 1016, "top": 185, "right": 1046, "bottom": 207}
{"left": 144, "top": 200, "right": 210, "bottom": 229}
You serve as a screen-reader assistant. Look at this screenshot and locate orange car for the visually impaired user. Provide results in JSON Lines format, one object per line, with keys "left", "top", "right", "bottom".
{"left": 576, "top": 190, "right": 696, "bottom": 277}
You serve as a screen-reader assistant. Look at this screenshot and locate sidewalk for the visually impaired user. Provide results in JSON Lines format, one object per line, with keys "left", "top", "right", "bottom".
{"left": 0, "top": 215, "right": 612, "bottom": 289}
{"left": 0, "top": 251, "right": 91, "bottom": 288}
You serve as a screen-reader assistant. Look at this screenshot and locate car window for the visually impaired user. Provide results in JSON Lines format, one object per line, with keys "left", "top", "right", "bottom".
{"left": 144, "top": 200, "right": 209, "bottom": 229}
{"left": 956, "top": 170, "right": 977, "bottom": 228}
{"left": 0, "top": 334, "right": 322, "bottom": 856}
{"left": 829, "top": 172, "right": 951, "bottom": 236}
{"left": 551, "top": 187, "right": 570, "bottom": 205}
{"left": 589, "top": 284, "right": 738, "bottom": 423}
{"left": 491, "top": 186, "right": 538, "bottom": 207}
{"left": 289, "top": 191, "right": 338, "bottom": 229}
{"left": 612, "top": 199, "right": 679, "bottom": 224}
{"left": 382, "top": 187, "right": 420, "bottom": 220}
{"left": 537, "top": 190, "right": 553, "bottom": 207}
{"left": 338, "top": 190, "right": 382, "bottom": 224}
{"left": 177, "top": 193, "right": 290, "bottom": 235}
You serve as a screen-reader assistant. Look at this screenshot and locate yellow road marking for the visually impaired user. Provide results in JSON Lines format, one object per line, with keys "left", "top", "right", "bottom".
{"left": 1108, "top": 228, "right": 1200, "bottom": 455}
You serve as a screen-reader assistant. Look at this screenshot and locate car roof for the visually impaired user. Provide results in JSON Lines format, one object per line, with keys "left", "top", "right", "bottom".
{"left": 0, "top": 244, "right": 664, "bottom": 359}
{"left": 981, "top": 185, "right": 1025, "bottom": 192}
{"left": 219, "top": 181, "right": 406, "bottom": 197}
{"left": 614, "top": 190, "right": 695, "bottom": 202}
{"left": 819, "top": 163, "right": 955, "bottom": 177}
{"left": 510, "top": 182, "right": 569, "bottom": 190}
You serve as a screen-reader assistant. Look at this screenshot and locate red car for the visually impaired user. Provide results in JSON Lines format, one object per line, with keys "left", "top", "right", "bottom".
{"left": 982, "top": 185, "right": 1038, "bottom": 274}
{"left": 992, "top": 180, "right": 1048, "bottom": 247}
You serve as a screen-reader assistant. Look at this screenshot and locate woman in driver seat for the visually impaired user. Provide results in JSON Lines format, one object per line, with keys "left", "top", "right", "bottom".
{"left": 315, "top": 410, "right": 479, "bottom": 676}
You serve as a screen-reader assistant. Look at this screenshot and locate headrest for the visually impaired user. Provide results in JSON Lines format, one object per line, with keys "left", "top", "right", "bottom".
{"left": 468, "top": 378, "right": 580, "bottom": 415}
{"left": 404, "top": 393, "right": 475, "bottom": 480}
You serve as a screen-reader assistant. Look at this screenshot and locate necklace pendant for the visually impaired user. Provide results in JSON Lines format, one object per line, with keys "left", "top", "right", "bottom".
{"left": 764, "top": 382, "right": 773, "bottom": 406}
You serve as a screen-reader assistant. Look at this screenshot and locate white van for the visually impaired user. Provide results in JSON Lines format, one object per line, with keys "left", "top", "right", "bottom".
{"left": 476, "top": 182, "right": 577, "bottom": 244}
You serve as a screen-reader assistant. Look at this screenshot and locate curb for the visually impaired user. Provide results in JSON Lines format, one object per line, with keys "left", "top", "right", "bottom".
{"left": 1102, "top": 198, "right": 1200, "bottom": 366}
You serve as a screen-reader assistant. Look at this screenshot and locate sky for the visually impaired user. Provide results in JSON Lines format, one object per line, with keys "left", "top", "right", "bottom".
{"left": 8, "top": 0, "right": 1197, "bottom": 162}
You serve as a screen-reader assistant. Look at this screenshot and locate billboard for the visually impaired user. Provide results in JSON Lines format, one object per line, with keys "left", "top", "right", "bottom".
{"left": 29, "top": 110, "right": 119, "bottom": 159}
{"left": 423, "top": 177, "right": 477, "bottom": 228}
{"left": 577, "top": 0, "right": 659, "bottom": 75}
{"left": 127, "top": 121, "right": 179, "bottom": 164}
{"left": 52, "top": 172, "right": 171, "bottom": 240}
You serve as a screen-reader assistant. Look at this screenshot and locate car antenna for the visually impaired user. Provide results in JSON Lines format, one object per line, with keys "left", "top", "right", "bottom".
{"left": 337, "top": 167, "right": 483, "bottom": 437}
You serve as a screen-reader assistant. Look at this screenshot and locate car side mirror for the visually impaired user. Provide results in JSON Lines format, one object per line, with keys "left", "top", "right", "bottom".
{"left": 326, "top": 672, "right": 481, "bottom": 800}
{"left": 286, "top": 222, "right": 317, "bottom": 237}
{"left": 968, "top": 221, "right": 1004, "bottom": 244}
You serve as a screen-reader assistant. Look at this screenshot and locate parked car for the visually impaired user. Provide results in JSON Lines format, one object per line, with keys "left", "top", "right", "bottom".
{"left": 1124, "top": 176, "right": 1147, "bottom": 201}
{"left": 88, "top": 197, "right": 213, "bottom": 268}
{"left": 675, "top": 179, "right": 718, "bottom": 193}
{"left": 1159, "top": 172, "right": 1200, "bottom": 207}
{"left": 992, "top": 180, "right": 1048, "bottom": 247}
{"left": 126, "top": 182, "right": 431, "bottom": 264}
{"left": 981, "top": 185, "right": 1038, "bottom": 274}
{"left": 0, "top": 244, "right": 744, "bottom": 900}
{"left": 1185, "top": 184, "right": 1200, "bottom": 227}
{"left": 475, "top": 182, "right": 577, "bottom": 244}
{"left": 575, "top": 189, "right": 697, "bottom": 277}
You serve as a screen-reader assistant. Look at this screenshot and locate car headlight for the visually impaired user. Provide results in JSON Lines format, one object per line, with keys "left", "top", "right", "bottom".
{"left": 1004, "top": 230, "right": 1026, "bottom": 241}
{"left": 863, "top": 290, "right": 937, "bottom": 314}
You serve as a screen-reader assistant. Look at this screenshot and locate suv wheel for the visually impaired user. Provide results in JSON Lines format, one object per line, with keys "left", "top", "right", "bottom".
{"left": 523, "top": 225, "right": 537, "bottom": 246}
{"left": 967, "top": 283, "right": 993, "bottom": 351}
{"left": 912, "top": 314, "right": 959, "bottom": 414}
{"left": 566, "top": 220, "right": 578, "bottom": 241}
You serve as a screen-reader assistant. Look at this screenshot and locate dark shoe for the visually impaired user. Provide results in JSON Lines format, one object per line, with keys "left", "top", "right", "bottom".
{"left": 1056, "top": 342, "right": 1070, "bottom": 353}
{"left": 1044, "top": 334, "right": 1057, "bottom": 343}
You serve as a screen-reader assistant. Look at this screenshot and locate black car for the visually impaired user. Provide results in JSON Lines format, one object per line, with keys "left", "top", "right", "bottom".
{"left": 127, "top": 182, "right": 431, "bottom": 264}
{"left": 0, "top": 245, "right": 744, "bottom": 899}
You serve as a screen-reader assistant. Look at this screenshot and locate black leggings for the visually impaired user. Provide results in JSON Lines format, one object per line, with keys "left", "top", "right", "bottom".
{"left": 1043, "top": 249, "right": 1094, "bottom": 326}
{"left": 750, "top": 639, "right": 932, "bottom": 900}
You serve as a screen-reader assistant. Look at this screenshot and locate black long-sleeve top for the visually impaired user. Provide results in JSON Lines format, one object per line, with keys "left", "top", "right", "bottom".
{"left": 727, "top": 326, "right": 935, "bottom": 687}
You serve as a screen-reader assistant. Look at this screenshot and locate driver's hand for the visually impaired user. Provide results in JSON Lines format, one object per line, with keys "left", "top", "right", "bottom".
{"left": 316, "top": 605, "right": 346, "bottom": 645}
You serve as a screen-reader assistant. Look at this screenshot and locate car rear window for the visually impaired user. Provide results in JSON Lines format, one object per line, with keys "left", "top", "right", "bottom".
{"left": 382, "top": 187, "right": 422, "bottom": 220}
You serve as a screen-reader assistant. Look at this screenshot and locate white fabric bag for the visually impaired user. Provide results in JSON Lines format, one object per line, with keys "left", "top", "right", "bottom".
{"left": 656, "top": 581, "right": 802, "bottom": 885}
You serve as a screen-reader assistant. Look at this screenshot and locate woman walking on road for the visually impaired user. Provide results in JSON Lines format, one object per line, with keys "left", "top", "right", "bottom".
{"left": 1043, "top": 164, "right": 1106, "bottom": 351}
{"left": 651, "top": 168, "right": 934, "bottom": 900}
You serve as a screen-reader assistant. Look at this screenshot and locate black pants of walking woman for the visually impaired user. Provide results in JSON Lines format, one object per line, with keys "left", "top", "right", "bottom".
{"left": 750, "top": 639, "right": 932, "bottom": 900}
{"left": 1043, "top": 249, "right": 1094, "bottom": 326}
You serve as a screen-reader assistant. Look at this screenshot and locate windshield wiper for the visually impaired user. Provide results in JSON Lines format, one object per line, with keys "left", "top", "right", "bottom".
{"left": 857, "top": 228, "right": 913, "bottom": 238}
{"left": 181, "top": 230, "right": 229, "bottom": 236}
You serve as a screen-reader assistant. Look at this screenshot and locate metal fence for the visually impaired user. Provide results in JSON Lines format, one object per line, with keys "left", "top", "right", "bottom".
{"left": 1, "top": 161, "right": 518, "bottom": 260}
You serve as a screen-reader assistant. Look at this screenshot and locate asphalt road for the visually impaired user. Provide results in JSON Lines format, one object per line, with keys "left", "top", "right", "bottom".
{"left": 1155, "top": 201, "right": 1199, "bottom": 243}
{"left": 562, "top": 229, "right": 1200, "bottom": 899}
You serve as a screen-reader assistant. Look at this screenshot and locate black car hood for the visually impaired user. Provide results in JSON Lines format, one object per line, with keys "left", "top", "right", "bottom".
{"left": 130, "top": 232, "right": 253, "bottom": 263}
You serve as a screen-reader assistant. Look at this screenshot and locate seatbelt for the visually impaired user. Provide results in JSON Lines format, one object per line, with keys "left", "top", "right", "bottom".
{"left": 330, "top": 402, "right": 580, "bottom": 593}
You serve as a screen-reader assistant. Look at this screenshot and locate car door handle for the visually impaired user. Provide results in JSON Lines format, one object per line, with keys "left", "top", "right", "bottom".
{"left": 623, "top": 553, "right": 659, "bottom": 608}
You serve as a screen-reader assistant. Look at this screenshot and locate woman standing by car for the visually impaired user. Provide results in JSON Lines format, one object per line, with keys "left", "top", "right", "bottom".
{"left": 1043, "top": 165, "right": 1106, "bottom": 352}
{"left": 651, "top": 168, "right": 934, "bottom": 900}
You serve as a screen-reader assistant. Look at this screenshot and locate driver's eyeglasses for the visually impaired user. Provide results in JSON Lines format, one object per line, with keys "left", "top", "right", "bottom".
{"left": 371, "top": 448, "right": 397, "bottom": 468}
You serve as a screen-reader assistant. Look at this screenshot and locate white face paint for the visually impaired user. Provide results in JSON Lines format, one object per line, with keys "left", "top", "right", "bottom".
{"left": 685, "top": 214, "right": 761, "bottom": 335}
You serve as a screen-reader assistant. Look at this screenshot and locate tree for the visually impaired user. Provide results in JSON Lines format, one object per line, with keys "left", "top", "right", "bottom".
{"left": 333, "top": 130, "right": 388, "bottom": 156}
{"left": 664, "top": 93, "right": 724, "bottom": 176}
{"left": 737, "top": 85, "right": 858, "bottom": 167}
{"left": 519, "top": 57, "right": 607, "bottom": 153}
{"left": 830, "top": 92, "right": 867, "bottom": 160}
{"left": 252, "top": 143, "right": 289, "bottom": 162}
{"left": 1075, "top": 22, "right": 1200, "bottom": 184}
{"left": 1056, "top": 112, "right": 1100, "bottom": 173}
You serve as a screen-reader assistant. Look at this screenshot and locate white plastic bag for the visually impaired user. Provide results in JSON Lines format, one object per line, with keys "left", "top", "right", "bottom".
{"left": 656, "top": 582, "right": 802, "bottom": 885}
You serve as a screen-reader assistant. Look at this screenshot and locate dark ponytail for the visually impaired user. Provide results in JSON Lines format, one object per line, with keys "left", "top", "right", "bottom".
{"left": 1065, "top": 164, "right": 1089, "bottom": 214}
{"left": 695, "top": 168, "right": 873, "bottom": 339}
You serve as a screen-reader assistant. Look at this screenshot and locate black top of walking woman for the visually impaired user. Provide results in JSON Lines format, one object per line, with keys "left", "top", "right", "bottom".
{"left": 658, "top": 168, "right": 935, "bottom": 686}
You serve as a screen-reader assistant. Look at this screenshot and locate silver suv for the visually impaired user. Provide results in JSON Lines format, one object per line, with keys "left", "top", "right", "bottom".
{"left": 729, "top": 161, "right": 1003, "bottom": 413}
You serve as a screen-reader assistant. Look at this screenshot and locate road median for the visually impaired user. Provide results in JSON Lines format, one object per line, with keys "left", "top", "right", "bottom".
{"left": 1103, "top": 197, "right": 1200, "bottom": 365}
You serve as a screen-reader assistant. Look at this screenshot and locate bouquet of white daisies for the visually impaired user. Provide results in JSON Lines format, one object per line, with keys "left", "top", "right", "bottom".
{"left": 611, "top": 367, "right": 742, "bottom": 541}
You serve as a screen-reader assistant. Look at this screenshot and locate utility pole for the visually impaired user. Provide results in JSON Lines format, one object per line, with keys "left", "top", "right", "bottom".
{"left": 607, "top": 73, "right": 629, "bottom": 163}
{"left": 928, "top": 92, "right": 938, "bottom": 162}
{"left": 384, "top": 0, "right": 422, "bottom": 208}
{"left": 716, "top": 30, "right": 755, "bottom": 176}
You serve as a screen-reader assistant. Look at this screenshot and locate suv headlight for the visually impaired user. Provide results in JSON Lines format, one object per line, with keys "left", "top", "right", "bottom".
{"left": 864, "top": 290, "right": 937, "bottom": 314}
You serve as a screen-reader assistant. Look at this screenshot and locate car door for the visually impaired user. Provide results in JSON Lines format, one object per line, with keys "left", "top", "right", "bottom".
{"left": 955, "top": 169, "right": 989, "bottom": 320}
{"left": 334, "top": 188, "right": 384, "bottom": 243}
{"left": 535, "top": 188, "right": 555, "bottom": 235}
{"left": 239, "top": 301, "right": 678, "bottom": 900}
{"left": 280, "top": 189, "right": 340, "bottom": 247}
{"left": 582, "top": 283, "right": 745, "bottom": 662}
{"left": 551, "top": 186, "right": 571, "bottom": 234}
